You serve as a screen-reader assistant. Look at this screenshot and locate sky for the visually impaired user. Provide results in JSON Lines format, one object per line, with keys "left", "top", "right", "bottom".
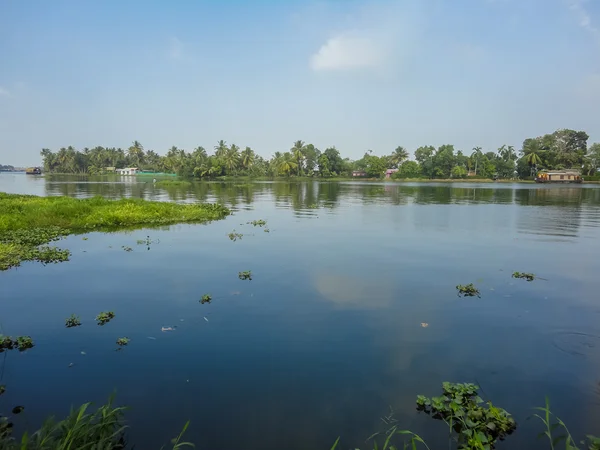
{"left": 1, "top": 0, "right": 600, "bottom": 166}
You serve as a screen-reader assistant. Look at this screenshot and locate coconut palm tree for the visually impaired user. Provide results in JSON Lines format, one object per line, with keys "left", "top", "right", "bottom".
{"left": 390, "top": 146, "right": 409, "bottom": 168}
{"left": 291, "top": 140, "right": 306, "bottom": 176}
{"left": 278, "top": 152, "right": 298, "bottom": 176}
{"left": 224, "top": 144, "right": 240, "bottom": 175}
{"left": 241, "top": 147, "right": 255, "bottom": 171}
{"left": 127, "top": 141, "right": 144, "bottom": 167}
{"left": 214, "top": 140, "right": 228, "bottom": 158}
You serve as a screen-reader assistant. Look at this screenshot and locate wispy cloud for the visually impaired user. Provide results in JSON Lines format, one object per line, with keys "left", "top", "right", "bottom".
{"left": 308, "top": 0, "right": 423, "bottom": 73}
{"left": 310, "top": 34, "right": 386, "bottom": 71}
{"left": 0, "top": 86, "right": 10, "bottom": 97}
{"left": 168, "top": 37, "right": 183, "bottom": 60}
{"left": 567, "top": 0, "right": 600, "bottom": 43}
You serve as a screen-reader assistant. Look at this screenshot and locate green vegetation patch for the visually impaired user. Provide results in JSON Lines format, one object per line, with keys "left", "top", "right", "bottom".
{"left": 228, "top": 231, "right": 243, "bottom": 241}
{"left": 456, "top": 283, "right": 481, "bottom": 298}
{"left": 512, "top": 271, "right": 536, "bottom": 282}
{"left": 200, "top": 294, "right": 212, "bottom": 304}
{"left": 238, "top": 271, "right": 252, "bottom": 281}
{"left": 65, "top": 314, "right": 82, "bottom": 328}
{"left": 116, "top": 337, "right": 130, "bottom": 347}
{"left": 0, "top": 192, "right": 230, "bottom": 270}
{"left": 0, "top": 335, "right": 34, "bottom": 353}
{"left": 417, "top": 382, "right": 516, "bottom": 449}
{"left": 95, "top": 311, "right": 116, "bottom": 326}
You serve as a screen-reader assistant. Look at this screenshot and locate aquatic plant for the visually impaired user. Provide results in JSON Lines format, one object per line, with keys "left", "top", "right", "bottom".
{"left": 531, "top": 398, "right": 600, "bottom": 450}
{"left": 116, "top": 337, "right": 130, "bottom": 347}
{"left": 0, "top": 385, "right": 5, "bottom": 396}
{"left": 456, "top": 283, "right": 480, "bottom": 298}
{"left": 200, "top": 294, "right": 212, "bottom": 304}
{"left": 122, "top": 246, "right": 133, "bottom": 252}
{"left": 512, "top": 271, "right": 536, "bottom": 282}
{"left": 247, "top": 219, "right": 267, "bottom": 227}
{"left": 136, "top": 235, "right": 160, "bottom": 250}
{"left": 15, "top": 336, "right": 34, "bottom": 351}
{"left": 0, "top": 192, "right": 231, "bottom": 270}
{"left": 65, "top": 314, "right": 82, "bottom": 328}
{"left": 238, "top": 271, "right": 252, "bottom": 281}
{"left": 228, "top": 231, "right": 243, "bottom": 241}
{"left": 96, "top": 311, "right": 115, "bottom": 326}
{"left": 0, "top": 394, "right": 194, "bottom": 449}
{"left": 264, "top": 228, "right": 270, "bottom": 233}
{"left": 0, "top": 335, "right": 35, "bottom": 352}
{"left": 417, "top": 382, "right": 516, "bottom": 449}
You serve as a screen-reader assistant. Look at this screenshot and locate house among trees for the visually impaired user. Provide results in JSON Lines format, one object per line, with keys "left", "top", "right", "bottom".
{"left": 385, "top": 169, "right": 399, "bottom": 179}
{"left": 352, "top": 170, "right": 367, "bottom": 177}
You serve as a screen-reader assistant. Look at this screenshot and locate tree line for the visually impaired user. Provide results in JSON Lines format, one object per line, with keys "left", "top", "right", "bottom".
{"left": 38, "top": 128, "right": 600, "bottom": 179}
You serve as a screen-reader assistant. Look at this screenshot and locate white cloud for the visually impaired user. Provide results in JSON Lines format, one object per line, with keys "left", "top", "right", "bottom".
{"left": 310, "top": 33, "right": 385, "bottom": 71}
{"left": 307, "top": 0, "right": 423, "bottom": 73}
{"left": 168, "top": 37, "right": 183, "bottom": 60}
{"left": 0, "top": 86, "right": 10, "bottom": 97}
{"left": 567, "top": 0, "right": 600, "bottom": 43}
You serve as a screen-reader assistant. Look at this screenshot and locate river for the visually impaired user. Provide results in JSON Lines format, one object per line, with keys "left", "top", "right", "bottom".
{"left": 1, "top": 173, "right": 600, "bottom": 449}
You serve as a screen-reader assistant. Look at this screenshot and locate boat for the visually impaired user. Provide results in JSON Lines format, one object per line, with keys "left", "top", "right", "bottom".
{"left": 25, "top": 167, "right": 42, "bottom": 175}
{"left": 535, "top": 170, "right": 582, "bottom": 184}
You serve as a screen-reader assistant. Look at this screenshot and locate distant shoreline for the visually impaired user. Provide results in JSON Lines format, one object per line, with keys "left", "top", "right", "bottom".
{"left": 5, "top": 172, "right": 600, "bottom": 184}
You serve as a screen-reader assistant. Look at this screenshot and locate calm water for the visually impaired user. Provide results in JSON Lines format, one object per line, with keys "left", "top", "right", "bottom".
{"left": 2, "top": 173, "right": 600, "bottom": 449}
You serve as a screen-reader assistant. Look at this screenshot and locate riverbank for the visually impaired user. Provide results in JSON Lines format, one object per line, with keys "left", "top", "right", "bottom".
{"left": 0, "top": 192, "right": 230, "bottom": 270}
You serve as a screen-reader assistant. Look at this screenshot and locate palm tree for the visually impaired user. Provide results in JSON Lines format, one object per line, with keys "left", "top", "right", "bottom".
{"left": 291, "top": 140, "right": 306, "bottom": 176}
{"left": 498, "top": 145, "right": 517, "bottom": 162}
{"left": 241, "top": 147, "right": 255, "bottom": 171}
{"left": 127, "top": 141, "right": 144, "bottom": 167}
{"left": 278, "top": 152, "right": 298, "bottom": 176}
{"left": 526, "top": 152, "right": 542, "bottom": 176}
{"left": 214, "top": 140, "right": 228, "bottom": 158}
{"left": 390, "top": 146, "right": 409, "bottom": 168}
{"left": 471, "top": 147, "right": 483, "bottom": 175}
{"left": 224, "top": 144, "right": 240, "bottom": 175}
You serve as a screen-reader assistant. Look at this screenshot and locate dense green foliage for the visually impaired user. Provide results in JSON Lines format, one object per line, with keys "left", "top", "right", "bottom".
{"left": 0, "top": 192, "right": 230, "bottom": 270}
{"left": 416, "top": 382, "right": 516, "bottom": 449}
{"left": 38, "top": 129, "right": 600, "bottom": 180}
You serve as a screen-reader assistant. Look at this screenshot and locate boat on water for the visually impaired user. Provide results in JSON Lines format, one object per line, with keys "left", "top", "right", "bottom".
{"left": 25, "top": 167, "right": 42, "bottom": 175}
{"left": 535, "top": 170, "right": 582, "bottom": 184}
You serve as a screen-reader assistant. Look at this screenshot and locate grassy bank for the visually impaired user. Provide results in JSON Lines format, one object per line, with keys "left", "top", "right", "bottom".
{"left": 0, "top": 192, "right": 230, "bottom": 270}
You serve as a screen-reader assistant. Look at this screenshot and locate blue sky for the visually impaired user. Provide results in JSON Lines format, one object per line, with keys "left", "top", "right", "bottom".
{"left": 1, "top": 0, "right": 599, "bottom": 165}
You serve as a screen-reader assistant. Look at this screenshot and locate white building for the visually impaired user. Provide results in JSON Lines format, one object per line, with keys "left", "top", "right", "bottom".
{"left": 117, "top": 167, "right": 139, "bottom": 175}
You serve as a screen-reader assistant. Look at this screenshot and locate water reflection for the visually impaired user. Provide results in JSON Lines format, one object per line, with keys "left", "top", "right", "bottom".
{"left": 2, "top": 174, "right": 600, "bottom": 449}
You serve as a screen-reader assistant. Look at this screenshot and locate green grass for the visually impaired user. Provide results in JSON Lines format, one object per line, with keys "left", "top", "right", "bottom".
{"left": 0, "top": 192, "right": 230, "bottom": 270}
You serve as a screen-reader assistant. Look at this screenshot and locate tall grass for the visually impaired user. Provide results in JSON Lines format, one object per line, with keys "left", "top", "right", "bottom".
{"left": 0, "top": 192, "right": 230, "bottom": 270}
{"left": 1, "top": 395, "right": 193, "bottom": 449}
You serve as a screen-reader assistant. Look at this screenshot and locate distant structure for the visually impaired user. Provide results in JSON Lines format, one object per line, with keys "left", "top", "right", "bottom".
{"left": 385, "top": 169, "right": 399, "bottom": 179}
{"left": 25, "top": 167, "right": 42, "bottom": 175}
{"left": 117, "top": 167, "right": 139, "bottom": 175}
{"left": 352, "top": 170, "right": 367, "bottom": 177}
{"left": 535, "top": 170, "right": 583, "bottom": 184}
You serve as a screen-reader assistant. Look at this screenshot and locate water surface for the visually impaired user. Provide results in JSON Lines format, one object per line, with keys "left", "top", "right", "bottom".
{"left": 1, "top": 173, "right": 600, "bottom": 449}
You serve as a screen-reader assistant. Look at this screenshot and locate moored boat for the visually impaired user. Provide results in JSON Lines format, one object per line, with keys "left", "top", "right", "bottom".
{"left": 535, "top": 170, "right": 582, "bottom": 183}
{"left": 25, "top": 167, "right": 42, "bottom": 175}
